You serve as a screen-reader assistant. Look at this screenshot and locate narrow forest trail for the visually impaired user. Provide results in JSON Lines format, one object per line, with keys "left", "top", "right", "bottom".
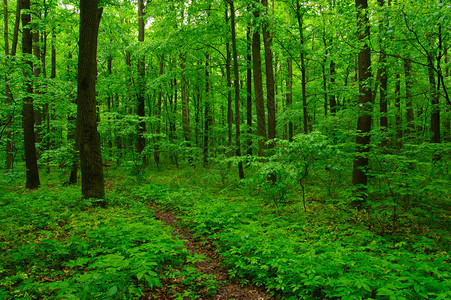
{"left": 147, "top": 204, "right": 274, "bottom": 300}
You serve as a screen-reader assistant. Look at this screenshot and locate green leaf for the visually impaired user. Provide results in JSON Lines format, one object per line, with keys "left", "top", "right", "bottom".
{"left": 109, "top": 285, "right": 118, "bottom": 296}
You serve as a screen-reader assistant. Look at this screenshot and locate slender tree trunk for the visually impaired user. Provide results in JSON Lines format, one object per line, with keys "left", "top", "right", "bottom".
{"left": 330, "top": 60, "right": 338, "bottom": 115}
{"left": 203, "top": 53, "right": 211, "bottom": 167}
{"left": 252, "top": 1, "right": 267, "bottom": 157}
{"left": 180, "top": 53, "right": 192, "bottom": 163}
{"left": 3, "top": 0, "right": 13, "bottom": 171}
{"left": 296, "top": 1, "right": 308, "bottom": 134}
{"left": 404, "top": 58, "right": 415, "bottom": 135}
{"left": 32, "top": 29, "right": 42, "bottom": 148}
{"left": 226, "top": 18, "right": 233, "bottom": 155}
{"left": 377, "top": 0, "right": 388, "bottom": 134}
{"left": 136, "top": 0, "right": 146, "bottom": 165}
{"left": 230, "top": 0, "right": 244, "bottom": 179}
{"left": 394, "top": 72, "right": 402, "bottom": 142}
{"left": 22, "top": 0, "right": 40, "bottom": 189}
{"left": 262, "top": 0, "right": 276, "bottom": 146}
{"left": 352, "top": 0, "right": 372, "bottom": 208}
{"left": 428, "top": 54, "right": 440, "bottom": 143}
{"left": 155, "top": 54, "right": 164, "bottom": 166}
{"left": 286, "top": 57, "right": 293, "bottom": 141}
{"left": 246, "top": 26, "right": 253, "bottom": 156}
{"left": 77, "top": 0, "right": 104, "bottom": 198}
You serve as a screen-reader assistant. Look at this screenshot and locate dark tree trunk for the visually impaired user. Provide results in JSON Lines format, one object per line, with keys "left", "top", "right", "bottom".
{"left": 180, "top": 53, "right": 192, "bottom": 164}
{"left": 352, "top": 0, "right": 372, "bottom": 208}
{"left": 3, "top": 0, "right": 13, "bottom": 171}
{"left": 394, "top": 72, "right": 402, "bottom": 142}
{"left": 286, "top": 58, "right": 293, "bottom": 141}
{"left": 203, "top": 53, "right": 211, "bottom": 167}
{"left": 22, "top": 0, "right": 40, "bottom": 189}
{"left": 404, "top": 58, "right": 415, "bottom": 135}
{"left": 155, "top": 54, "right": 164, "bottom": 166}
{"left": 32, "top": 30, "right": 42, "bottom": 147}
{"left": 76, "top": 0, "right": 104, "bottom": 198}
{"left": 226, "top": 19, "right": 233, "bottom": 154}
{"left": 230, "top": 0, "right": 244, "bottom": 179}
{"left": 246, "top": 26, "right": 253, "bottom": 156}
{"left": 252, "top": 1, "right": 267, "bottom": 157}
{"left": 428, "top": 54, "right": 440, "bottom": 143}
{"left": 330, "top": 60, "right": 338, "bottom": 115}
{"left": 377, "top": 0, "right": 388, "bottom": 133}
{"left": 262, "top": 0, "right": 276, "bottom": 146}
{"left": 296, "top": 1, "right": 308, "bottom": 134}
{"left": 136, "top": 0, "right": 146, "bottom": 165}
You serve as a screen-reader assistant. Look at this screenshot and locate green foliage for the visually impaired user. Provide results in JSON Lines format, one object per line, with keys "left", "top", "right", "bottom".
{"left": 0, "top": 185, "right": 190, "bottom": 299}
{"left": 135, "top": 171, "right": 451, "bottom": 300}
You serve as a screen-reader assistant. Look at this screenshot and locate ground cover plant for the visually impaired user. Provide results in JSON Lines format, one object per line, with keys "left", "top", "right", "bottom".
{"left": 134, "top": 173, "right": 451, "bottom": 300}
{"left": 0, "top": 172, "right": 218, "bottom": 299}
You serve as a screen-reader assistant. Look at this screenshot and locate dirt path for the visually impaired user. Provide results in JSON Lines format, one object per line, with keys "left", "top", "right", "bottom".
{"left": 147, "top": 204, "right": 274, "bottom": 300}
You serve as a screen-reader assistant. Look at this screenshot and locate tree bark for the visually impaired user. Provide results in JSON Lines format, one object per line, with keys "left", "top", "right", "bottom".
{"left": 3, "top": 0, "right": 13, "bottom": 171}
{"left": 136, "top": 0, "right": 146, "bottom": 165}
{"left": 286, "top": 58, "right": 293, "bottom": 141}
{"left": 203, "top": 53, "right": 211, "bottom": 167}
{"left": 377, "top": 0, "right": 388, "bottom": 133}
{"left": 404, "top": 58, "right": 415, "bottom": 135}
{"left": 296, "top": 1, "right": 308, "bottom": 134}
{"left": 252, "top": 1, "right": 267, "bottom": 157}
{"left": 428, "top": 54, "right": 440, "bottom": 143}
{"left": 77, "top": 0, "right": 104, "bottom": 198}
{"left": 246, "top": 26, "right": 253, "bottom": 156}
{"left": 180, "top": 53, "right": 192, "bottom": 163}
{"left": 262, "top": 0, "right": 276, "bottom": 146}
{"left": 22, "top": 0, "right": 40, "bottom": 189}
{"left": 155, "top": 54, "right": 164, "bottom": 166}
{"left": 352, "top": 0, "right": 372, "bottom": 208}
{"left": 230, "top": 0, "right": 244, "bottom": 179}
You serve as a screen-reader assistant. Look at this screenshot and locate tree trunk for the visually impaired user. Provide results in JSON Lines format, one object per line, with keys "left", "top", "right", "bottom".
{"left": 286, "top": 58, "right": 293, "bottom": 141}
{"left": 428, "top": 54, "right": 440, "bottom": 144}
{"left": 230, "top": 0, "right": 244, "bottom": 179}
{"left": 136, "top": 0, "right": 146, "bottom": 165}
{"left": 180, "top": 53, "right": 192, "bottom": 163}
{"left": 252, "top": 1, "right": 267, "bottom": 157}
{"left": 246, "top": 25, "right": 253, "bottom": 156}
{"left": 226, "top": 18, "right": 233, "bottom": 155}
{"left": 32, "top": 30, "right": 42, "bottom": 148}
{"left": 155, "top": 54, "right": 164, "bottom": 166}
{"left": 203, "top": 53, "right": 211, "bottom": 167}
{"left": 377, "top": 0, "right": 388, "bottom": 133}
{"left": 394, "top": 72, "right": 402, "bottom": 142}
{"left": 77, "top": 0, "right": 104, "bottom": 198}
{"left": 330, "top": 60, "right": 338, "bottom": 115}
{"left": 352, "top": 0, "right": 372, "bottom": 208}
{"left": 3, "top": 0, "right": 12, "bottom": 171}
{"left": 262, "top": 0, "right": 276, "bottom": 146}
{"left": 404, "top": 58, "right": 415, "bottom": 135}
{"left": 296, "top": 1, "right": 308, "bottom": 134}
{"left": 22, "top": 0, "right": 40, "bottom": 189}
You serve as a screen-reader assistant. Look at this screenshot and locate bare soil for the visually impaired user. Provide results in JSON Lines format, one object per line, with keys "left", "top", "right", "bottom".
{"left": 144, "top": 204, "right": 274, "bottom": 300}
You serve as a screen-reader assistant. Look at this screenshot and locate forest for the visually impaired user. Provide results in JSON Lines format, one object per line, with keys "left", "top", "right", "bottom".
{"left": 0, "top": 0, "right": 450, "bottom": 299}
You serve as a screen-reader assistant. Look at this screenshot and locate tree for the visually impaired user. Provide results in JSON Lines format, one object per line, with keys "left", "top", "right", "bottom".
{"left": 76, "top": 0, "right": 105, "bottom": 199}
{"left": 252, "top": 1, "right": 267, "bottom": 157}
{"left": 22, "top": 0, "right": 40, "bottom": 189}
{"left": 136, "top": 0, "right": 146, "bottom": 164}
{"left": 351, "top": 0, "right": 372, "bottom": 208}
{"left": 262, "top": 0, "right": 276, "bottom": 145}
{"left": 229, "top": 0, "right": 244, "bottom": 179}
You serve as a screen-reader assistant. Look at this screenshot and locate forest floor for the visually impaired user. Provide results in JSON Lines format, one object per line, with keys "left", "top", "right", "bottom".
{"left": 0, "top": 164, "right": 450, "bottom": 299}
{"left": 149, "top": 204, "right": 273, "bottom": 299}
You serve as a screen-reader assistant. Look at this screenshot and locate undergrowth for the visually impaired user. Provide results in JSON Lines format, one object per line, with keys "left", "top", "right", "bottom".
{"left": 0, "top": 176, "right": 215, "bottom": 299}
{"left": 134, "top": 173, "right": 451, "bottom": 300}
